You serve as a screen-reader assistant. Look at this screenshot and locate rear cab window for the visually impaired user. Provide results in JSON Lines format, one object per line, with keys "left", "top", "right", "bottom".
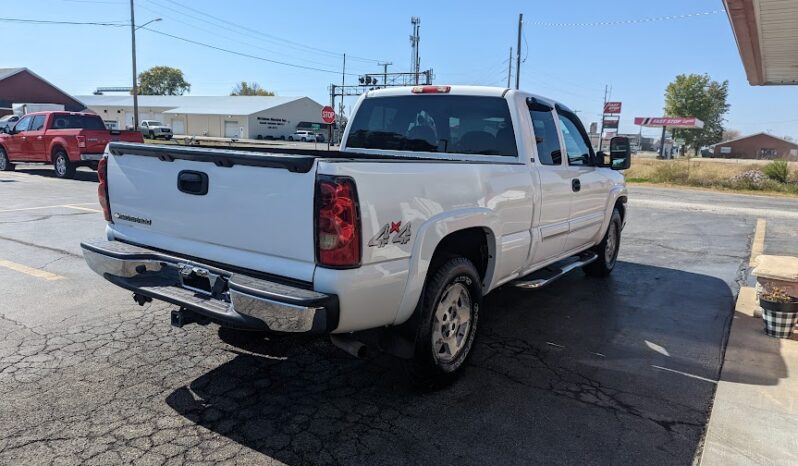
{"left": 346, "top": 95, "right": 518, "bottom": 157}
{"left": 49, "top": 114, "right": 106, "bottom": 131}
{"left": 529, "top": 109, "right": 563, "bottom": 166}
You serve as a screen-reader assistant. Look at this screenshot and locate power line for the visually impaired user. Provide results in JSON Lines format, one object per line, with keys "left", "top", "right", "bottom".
{"left": 0, "top": 17, "right": 127, "bottom": 26}
{"left": 149, "top": 0, "right": 385, "bottom": 64}
{"left": 141, "top": 27, "right": 362, "bottom": 76}
{"left": 135, "top": 2, "right": 374, "bottom": 73}
{"left": 528, "top": 9, "right": 725, "bottom": 28}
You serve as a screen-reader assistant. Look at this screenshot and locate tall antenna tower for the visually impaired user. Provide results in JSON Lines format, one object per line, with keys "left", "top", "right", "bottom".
{"left": 410, "top": 17, "right": 421, "bottom": 85}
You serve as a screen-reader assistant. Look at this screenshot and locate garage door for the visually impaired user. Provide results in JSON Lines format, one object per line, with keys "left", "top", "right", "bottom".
{"left": 224, "top": 121, "right": 239, "bottom": 138}
{"left": 170, "top": 119, "right": 185, "bottom": 135}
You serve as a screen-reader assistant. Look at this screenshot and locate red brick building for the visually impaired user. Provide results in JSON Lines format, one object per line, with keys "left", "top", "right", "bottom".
{"left": 712, "top": 132, "right": 798, "bottom": 161}
{"left": 0, "top": 68, "right": 85, "bottom": 116}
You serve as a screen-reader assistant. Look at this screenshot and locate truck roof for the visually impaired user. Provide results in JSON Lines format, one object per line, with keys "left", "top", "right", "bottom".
{"left": 20, "top": 111, "right": 98, "bottom": 118}
{"left": 362, "top": 85, "right": 566, "bottom": 112}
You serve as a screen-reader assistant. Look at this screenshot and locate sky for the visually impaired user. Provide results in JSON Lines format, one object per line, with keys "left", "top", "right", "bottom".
{"left": 3, "top": 0, "right": 798, "bottom": 139}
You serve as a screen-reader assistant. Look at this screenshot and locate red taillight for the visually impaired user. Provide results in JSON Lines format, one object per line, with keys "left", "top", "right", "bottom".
{"left": 76, "top": 135, "right": 86, "bottom": 148}
{"left": 316, "top": 177, "right": 360, "bottom": 267}
{"left": 97, "top": 157, "right": 112, "bottom": 222}
{"left": 411, "top": 85, "right": 451, "bottom": 94}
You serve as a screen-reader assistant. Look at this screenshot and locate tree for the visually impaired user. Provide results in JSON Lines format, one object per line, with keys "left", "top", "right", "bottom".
{"left": 721, "top": 128, "right": 741, "bottom": 142}
{"left": 664, "top": 74, "right": 730, "bottom": 155}
{"left": 230, "top": 81, "right": 275, "bottom": 96}
{"left": 136, "top": 66, "right": 190, "bottom": 95}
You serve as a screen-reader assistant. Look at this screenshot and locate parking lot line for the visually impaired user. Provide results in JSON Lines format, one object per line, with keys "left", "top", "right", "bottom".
{"left": 749, "top": 218, "right": 766, "bottom": 266}
{"left": 0, "top": 259, "right": 65, "bottom": 281}
{"left": 63, "top": 205, "right": 102, "bottom": 213}
{"left": 0, "top": 203, "right": 97, "bottom": 214}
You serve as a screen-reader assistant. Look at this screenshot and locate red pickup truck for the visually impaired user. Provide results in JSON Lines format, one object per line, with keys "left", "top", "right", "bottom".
{"left": 0, "top": 111, "right": 143, "bottom": 179}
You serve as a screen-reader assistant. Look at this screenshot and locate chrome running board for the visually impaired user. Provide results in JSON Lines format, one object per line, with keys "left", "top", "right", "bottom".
{"left": 511, "top": 251, "right": 598, "bottom": 289}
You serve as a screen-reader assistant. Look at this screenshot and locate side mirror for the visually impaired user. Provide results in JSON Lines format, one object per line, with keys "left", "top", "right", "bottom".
{"left": 609, "top": 136, "right": 631, "bottom": 170}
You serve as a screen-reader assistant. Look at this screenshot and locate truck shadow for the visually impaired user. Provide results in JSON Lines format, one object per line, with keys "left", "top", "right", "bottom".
{"left": 13, "top": 166, "right": 98, "bottom": 182}
{"left": 165, "top": 261, "right": 782, "bottom": 465}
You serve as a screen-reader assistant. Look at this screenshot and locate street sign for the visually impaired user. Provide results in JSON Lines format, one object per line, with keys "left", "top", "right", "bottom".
{"left": 674, "top": 138, "right": 686, "bottom": 145}
{"left": 634, "top": 117, "right": 704, "bottom": 128}
{"left": 311, "top": 124, "right": 321, "bottom": 130}
{"left": 321, "top": 106, "right": 336, "bottom": 124}
{"left": 604, "top": 102, "right": 622, "bottom": 114}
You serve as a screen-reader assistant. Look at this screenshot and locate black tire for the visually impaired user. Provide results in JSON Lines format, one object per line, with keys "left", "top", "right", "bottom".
{"left": 405, "top": 257, "right": 482, "bottom": 389}
{"left": 301, "top": 137, "right": 307, "bottom": 142}
{"left": 53, "top": 150, "right": 76, "bottom": 179}
{"left": 583, "top": 209, "right": 622, "bottom": 277}
{"left": 148, "top": 131, "right": 155, "bottom": 139}
{"left": 288, "top": 136, "right": 294, "bottom": 141}
{"left": 0, "top": 147, "right": 14, "bottom": 171}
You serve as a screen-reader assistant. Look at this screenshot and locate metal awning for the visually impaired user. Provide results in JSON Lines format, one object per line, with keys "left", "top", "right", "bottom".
{"left": 724, "top": 0, "right": 798, "bottom": 85}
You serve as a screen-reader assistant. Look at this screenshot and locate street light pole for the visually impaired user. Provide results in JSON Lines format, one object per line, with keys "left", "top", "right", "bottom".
{"left": 130, "top": 0, "right": 138, "bottom": 131}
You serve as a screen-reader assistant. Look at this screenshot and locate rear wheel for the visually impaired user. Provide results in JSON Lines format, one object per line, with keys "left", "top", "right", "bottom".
{"left": 0, "top": 147, "right": 14, "bottom": 171}
{"left": 53, "top": 150, "right": 76, "bottom": 179}
{"left": 405, "top": 257, "right": 481, "bottom": 389}
{"left": 583, "top": 209, "right": 622, "bottom": 277}
{"left": 148, "top": 130, "right": 155, "bottom": 139}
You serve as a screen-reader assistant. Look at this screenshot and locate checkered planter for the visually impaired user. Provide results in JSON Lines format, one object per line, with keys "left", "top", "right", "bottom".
{"left": 761, "top": 299, "right": 798, "bottom": 339}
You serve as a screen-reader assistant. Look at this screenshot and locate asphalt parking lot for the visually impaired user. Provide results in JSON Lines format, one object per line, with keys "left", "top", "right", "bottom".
{"left": 2, "top": 165, "right": 798, "bottom": 465}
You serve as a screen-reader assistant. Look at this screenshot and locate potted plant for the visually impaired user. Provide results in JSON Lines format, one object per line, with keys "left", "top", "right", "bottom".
{"left": 761, "top": 287, "right": 798, "bottom": 338}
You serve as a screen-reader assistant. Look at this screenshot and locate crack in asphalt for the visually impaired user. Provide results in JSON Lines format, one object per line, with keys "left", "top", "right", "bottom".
{"left": 0, "top": 235, "right": 83, "bottom": 259}
{"left": 0, "top": 298, "right": 715, "bottom": 465}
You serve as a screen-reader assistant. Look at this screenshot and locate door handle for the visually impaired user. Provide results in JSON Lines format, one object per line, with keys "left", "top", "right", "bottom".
{"left": 36, "top": 136, "right": 43, "bottom": 140}
{"left": 572, "top": 178, "right": 581, "bottom": 192}
{"left": 177, "top": 170, "right": 209, "bottom": 195}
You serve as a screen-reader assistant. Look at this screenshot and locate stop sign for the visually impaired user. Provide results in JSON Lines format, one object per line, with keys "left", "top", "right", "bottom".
{"left": 321, "top": 106, "right": 336, "bottom": 124}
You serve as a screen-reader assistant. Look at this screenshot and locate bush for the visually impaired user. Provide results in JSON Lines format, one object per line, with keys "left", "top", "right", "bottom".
{"left": 763, "top": 160, "right": 789, "bottom": 183}
{"left": 731, "top": 170, "right": 768, "bottom": 189}
{"left": 651, "top": 162, "right": 689, "bottom": 183}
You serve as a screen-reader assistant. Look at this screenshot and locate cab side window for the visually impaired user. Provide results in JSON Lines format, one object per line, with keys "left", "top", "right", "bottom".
{"left": 31, "top": 115, "right": 46, "bottom": 131}
{"left": 557, "top": 113, "right": 592, "bottom": 166}
{"left": 13, "top": 116, "right": 32, "bottom": 133}
{"left": 529, "top": 109, "right": 562, "bottom": 165}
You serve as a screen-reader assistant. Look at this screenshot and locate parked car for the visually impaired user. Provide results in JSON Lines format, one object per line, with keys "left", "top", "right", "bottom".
{"left": 81, "top": 85, "right": 630, "bottom": 386}
{"left": 0, "top": 111, "right": 144, "bottom": 178}
{"left": 288, "top": 130, "right": 318, "bottom": 142}
{"left": 140, "top": 120, "right": 172, "bottom": 140}
{"left": 0, "top": 115, "right": 20, "bottom": 133}
{"left": 315, "top": 132, "right": 326, "bottom": 143}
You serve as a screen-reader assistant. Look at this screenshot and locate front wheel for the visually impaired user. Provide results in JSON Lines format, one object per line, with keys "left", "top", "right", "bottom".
{"left": 53, "top": 150, "right": 76, "bottom": 179}
{"left": 405, "top": 257, "right": 482, "bottom": 388}
{"left": 583, "top": 209, "right": 622, "bottom": 277}
{"left": 0, "top": 147, "right": 14, "bottom": 171}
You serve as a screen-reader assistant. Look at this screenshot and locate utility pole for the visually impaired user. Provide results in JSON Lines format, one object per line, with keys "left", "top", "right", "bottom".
{"left": 515, "top": 13, "right": 523, "bottom": 90}
{"left": 507, "top": 47, "right": 513, "bottom": 88}
{"left": 339, "top": 54, "right": 346, "bottom": 145}
{"left": 130, "top": 0, "right": 139, "bottom": 131}
{"left": 598, "top": 84, "right": 608, "bottom": 151}
{"left": 378, "top": 61, "right": 392, "bottom": 88}
{"left": 410, "top": 17, "right": 421, "bottom": 85}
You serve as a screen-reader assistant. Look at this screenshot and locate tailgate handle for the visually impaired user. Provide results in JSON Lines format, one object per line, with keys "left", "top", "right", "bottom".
{"left": 177, "top": 170, "right": 209, "bottom": 195}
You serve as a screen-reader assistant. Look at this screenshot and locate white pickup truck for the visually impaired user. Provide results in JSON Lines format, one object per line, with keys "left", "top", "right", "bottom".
{"left": 82, "top": 85, "right": 630, "bottom": 386}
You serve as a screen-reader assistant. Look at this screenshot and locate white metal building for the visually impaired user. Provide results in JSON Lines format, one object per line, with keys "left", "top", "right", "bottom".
{"left": 77, "top": 95, "right": 328, "bottom": 139}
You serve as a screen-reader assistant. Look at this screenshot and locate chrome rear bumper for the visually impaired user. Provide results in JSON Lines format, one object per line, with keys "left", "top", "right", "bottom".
{"left": 80, "top": 240, "right": 338, "bottom": 333}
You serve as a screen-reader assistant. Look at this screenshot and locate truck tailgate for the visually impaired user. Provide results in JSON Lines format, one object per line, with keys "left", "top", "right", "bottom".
{"left": 105, "top": 143, "right": 318, "bottom": 282}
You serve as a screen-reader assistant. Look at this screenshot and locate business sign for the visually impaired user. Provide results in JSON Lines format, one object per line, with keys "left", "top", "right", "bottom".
{"left": 634, "top": 117, "right": 705, "bottom": 129}
{"left": 602, "top": 118, "right": 619, "bottom": 129}
{"left": 604, "top": 102, "right": 622, "bottom": 114}
{"left": 321, "top": 106, "right": 336, "bottom": 124}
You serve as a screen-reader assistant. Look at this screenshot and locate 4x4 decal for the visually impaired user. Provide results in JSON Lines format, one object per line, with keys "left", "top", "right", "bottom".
{"left": 368, "top": 221, "right": 412, "bottom": 248}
